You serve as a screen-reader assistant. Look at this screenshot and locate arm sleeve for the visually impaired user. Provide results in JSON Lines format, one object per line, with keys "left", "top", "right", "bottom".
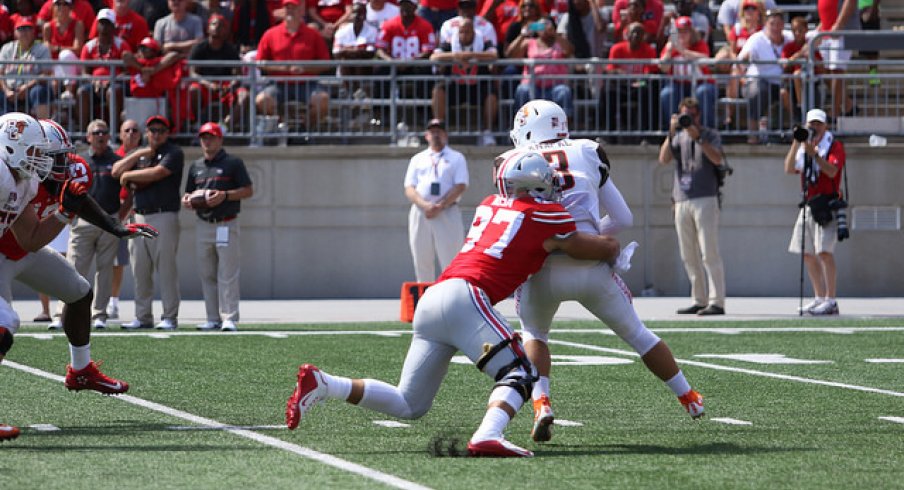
{"left": 597, "top": 179, "right": 633, "bottom": 235}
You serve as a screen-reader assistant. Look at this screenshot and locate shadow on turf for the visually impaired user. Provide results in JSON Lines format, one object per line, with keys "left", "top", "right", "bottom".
{"left": 534, "top": 442, "right": 814, "bottom": 457}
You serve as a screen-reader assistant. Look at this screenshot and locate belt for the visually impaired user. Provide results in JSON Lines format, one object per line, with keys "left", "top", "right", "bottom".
{"left": 201, "top": 215, "right": 237, "bottom": 224}
{"left": 134, "top": 208, "right": 177, "bottom": 215}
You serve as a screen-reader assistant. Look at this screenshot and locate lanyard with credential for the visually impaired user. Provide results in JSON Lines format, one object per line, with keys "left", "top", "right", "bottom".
{"left": 431, "top": 150, "right": 444, "bottom": 180}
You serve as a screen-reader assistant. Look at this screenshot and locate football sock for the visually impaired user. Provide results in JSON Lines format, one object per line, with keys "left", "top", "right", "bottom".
{"left": 70, "top": 343, "right": 91, "bottom": 371}
{"left": 665, "top": 371, "right": 692, "bottom": 397}
{"left": 109, "top": 297, "right": 119, "bottom": 308}
{"left": 318, "top": 371, "right": 352, "bottom": 400}
{"left": 532, "top": 376, "right": 550, "bottom": 401}
{"left": 472, "top": 407, "right": 511, "bottom": 442}
{"left": 357, "top": 379, "right": 413, "bottom": 418}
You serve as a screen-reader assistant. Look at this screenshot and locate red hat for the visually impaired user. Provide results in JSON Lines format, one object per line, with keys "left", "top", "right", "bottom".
{"left": 742, "top": 0, "right": 759, "bottom": 8}
{"left": 674, "top": 16, "right": 693, "bottom": 30}
{"left": 145, "top": 114, "right": 171, "bottom": 129}
{"left": 208, "top": 13, "right": 227, "bottom": 26}
{"left": 139, "top": 37, "right": 161, "bottom": 52}
{"left": 282, "top": 0, "right": 301, "bottom": 6}
{"left": 14, "top": 17, "right": 35, "bottom": 30}
{"left": 198, "top": 122, "right": 223, "bottom": 138}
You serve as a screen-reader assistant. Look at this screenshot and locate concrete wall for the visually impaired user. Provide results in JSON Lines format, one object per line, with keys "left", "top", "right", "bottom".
{"left": 16, "top": 143, "right": 903, "bottom": 301}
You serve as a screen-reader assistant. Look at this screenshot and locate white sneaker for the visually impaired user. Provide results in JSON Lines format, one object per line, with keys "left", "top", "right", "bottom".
{"left": 221, "top": 320, "right": 237, "bottom": 331}
{"left": 810, "top": 300, "right": 839, "bottom": 316}
{"left": 798, "top": 298, "right": 823, "bottom": 314}
{"left": 93, "top": 317, "right": 107, "bottom": 329}
{"left": 155, "top": 319, "right": 178, "bottom": 330}
{"left": 48, "top": 318, "right": 63, "bottom": 331}
{"left": 106, "top": 304, "right": 119, "bottom": 320}
{"left": 479, "top": 130, "right": 495, "bottom": 147}
{"left": 121, "top": 319, "right": 153, "bottom": 330}
{"left": 196, "top": 321, "right": 221, "bottom": 331}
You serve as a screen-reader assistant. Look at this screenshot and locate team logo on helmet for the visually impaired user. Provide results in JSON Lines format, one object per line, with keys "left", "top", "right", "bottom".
{"left": 5, "top": 120, "right": 28, "bottom": 141}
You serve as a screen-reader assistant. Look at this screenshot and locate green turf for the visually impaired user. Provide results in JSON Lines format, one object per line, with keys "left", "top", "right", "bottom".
{"left": 2, "top": 318, "right": 903, "bottom": 489}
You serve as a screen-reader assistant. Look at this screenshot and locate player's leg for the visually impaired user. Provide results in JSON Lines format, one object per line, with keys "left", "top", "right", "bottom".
{"left": 0, "top": 297, "right": 20, "bottom": 440}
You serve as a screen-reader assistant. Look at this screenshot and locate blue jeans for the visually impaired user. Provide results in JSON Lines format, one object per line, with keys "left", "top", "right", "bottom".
{"left": 660, "top": 81, "right": 716, "bottom": 129}
{"left": 2, "top": 83, "right": 51, "bottom": 113}
{"left": 514, "top": 83, "right": 574, "bottom": 118}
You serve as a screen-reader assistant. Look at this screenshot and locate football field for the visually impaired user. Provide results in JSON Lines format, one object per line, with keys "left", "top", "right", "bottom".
{"left": 3, "top": 317, "right": 904, "bottom": 489}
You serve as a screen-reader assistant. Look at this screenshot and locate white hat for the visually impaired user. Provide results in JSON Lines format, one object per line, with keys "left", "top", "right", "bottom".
{"left": 96, "top": 8, "right": 117, "bottom": 25}
{"left": 806, "top": 108, "right": 827, "bottom": 124}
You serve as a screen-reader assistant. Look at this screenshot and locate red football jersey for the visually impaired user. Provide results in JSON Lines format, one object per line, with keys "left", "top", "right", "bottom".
{"left": 0, "top": 155, "right": 92, "bottom": 261}
{"left": 377, "top": 15, "right": 436, "bottom": 59}
{"left": 439, "top": 194, "right": 575, "bottom": 304}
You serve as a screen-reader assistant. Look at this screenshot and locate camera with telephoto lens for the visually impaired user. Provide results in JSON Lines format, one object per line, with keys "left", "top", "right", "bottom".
{"left": 792, "top": 124, "right": 812, "bottom": 142}
{"left": 829, "top": 198, "right": 849, "bottom": 241}
{"left": 678, "top": 114, "right": 693, "bottom": 128}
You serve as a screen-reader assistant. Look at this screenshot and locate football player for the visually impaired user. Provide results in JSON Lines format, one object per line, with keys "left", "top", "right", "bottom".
{"left": 507, "top": 100, "right": 705, "bottom": 443}
{"left": 0, "top": 115, "right": 157, "bottom": 439}
{"left": 285, "top": 151, "right": 620, "bottom": 457}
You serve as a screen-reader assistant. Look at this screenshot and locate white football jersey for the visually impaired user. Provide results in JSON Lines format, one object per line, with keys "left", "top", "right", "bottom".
{"left": 0, "top": 164, "right": 40, "bottom": 236}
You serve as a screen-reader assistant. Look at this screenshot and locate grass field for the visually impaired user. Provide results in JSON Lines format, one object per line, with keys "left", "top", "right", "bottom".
{"left": 2, "top": 318, "right": 904, "bottom": 489}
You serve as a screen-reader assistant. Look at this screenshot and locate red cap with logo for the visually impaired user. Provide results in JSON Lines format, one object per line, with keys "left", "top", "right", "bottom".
{"left": 674, "top": 16, "right": 693, "bottom": 30}
{"left": 198, "top": 122, "right": 223, "bottom": 138}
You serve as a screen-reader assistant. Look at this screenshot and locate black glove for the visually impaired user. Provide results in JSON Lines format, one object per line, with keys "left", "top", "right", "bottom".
{"left": 58, "top": 180, "right": 88, "bottom": 220}
{"left": 115, "top": 223, "right": 159, "bottom": 239}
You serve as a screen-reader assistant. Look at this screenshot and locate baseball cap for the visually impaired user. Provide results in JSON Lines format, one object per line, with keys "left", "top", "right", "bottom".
{"left": 96, "top": 8, "right": 117, "bottom": 25}
{"left": 806, "top": 108, "right": 827, "bottom": 124}
{"left": 145, "top": 114, "right": 171, "bottom": 129}
{"left": 139, "top": 36, "right": 161, "bottom": 52}
{"left": 426, "top": 118, "right": 446, "bottom": 130}
{"left": 741, "top": 0, "right": 758, "bottom": 8}
{"left": 14, "top": 17, "right": 35, "bottom": 29}
{"left": 208, "top": 13, "right": 227, "bottom": 26}
{"left": 198, "top": 122, "right": 223, "bottom": 138}
{"left": 398, "top": 0, "right": 416, "bottom": 4}
{"left": 458, "top": 0, "right": 476, "bottom": 6}
{"left": 282, "top": 0, "right": 301, "bottom": 6}
{"left": 674, "top": 16, "right": 692, "bottom": 30}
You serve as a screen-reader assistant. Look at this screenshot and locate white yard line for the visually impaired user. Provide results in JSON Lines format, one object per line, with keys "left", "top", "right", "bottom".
{"left": 711, "top": 418, "right": 753, "bottom": 426}
{"left": 2, "top": 361, "right": 432, "bottom": 490}
{"left": 879, "top": 417, "right": 904, "bottom": 425}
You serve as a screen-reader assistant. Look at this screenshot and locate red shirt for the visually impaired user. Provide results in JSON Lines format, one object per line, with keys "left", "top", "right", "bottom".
{"left": 256, "top": 22, "right": 330, "bottom": 76}
{"left": 420, "top": 0, "right": 457, "bottom": 10}
{"left": 0, "top": 156, "right": 91, "bottom": 261}
{"left": 802, "top": 139, "right": 845, "bottom": 200}
{"left": 817, "top": 0, "right": 839, "bottom": 31}
{"left": 438, "top": 194, "right": 576, "bottom": 304}
{"left": 612, "top": 0, "right": 663, "bottom": 41}
{"left": 607, "top": 41, "right": 658, "bottom": 74}
{"left": 38, "top": 0, "right": 96, "bottom": 30}
{"left": 46, "top": 16, "right": 79, "bottom": 58}
{"left": 314, "top": 0, "right": 351, "bottom": 24}
{"left": 80, "top": 36, "right": 132, "bottom": 77}
{"left": 129, "top": 56, "right": 184, "bottom": 97}
{"left": 377, "top": 15, "right": 436, "bottom": 59}
{"left": 88, "top": 9, "right": 149, "bottom": 50}
{"left": 782, "top": 39, "right": 822, "bottom": 73}
{"left": 660, "top": 39, "right": 712, "bottom": 80}
{"left": 727, "top": 23, "right": 759, "bottom": 54}
{"left": 478, "top": 0, "right": 518, "bottom": 46}
{"left": 0, "top": 5, "right": 13, "bottom": 44}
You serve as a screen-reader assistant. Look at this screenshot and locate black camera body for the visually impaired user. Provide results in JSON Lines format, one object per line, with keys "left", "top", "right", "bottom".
{"left": 678, "top": 114, "right": 693, "bottom": 128}
{"left": 829, "top": 198, "right": 850, "bottom": 241}
{"left": 792, "top": 124, "right": 813, "bottom": 142}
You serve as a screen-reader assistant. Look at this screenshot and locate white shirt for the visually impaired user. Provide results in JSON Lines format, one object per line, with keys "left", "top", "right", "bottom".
{"left": 438, "top": 15, "right": 498, "bottom": 47}
{"left": 333, "top": 21, "right": 379, "bottom": 54}
{"left": 739, "top": 29, "right": 793, "bottom": 82}
{"left": 403, "top": 145, "right": 469, "bottom": 204}
{"left": 366, "top": 2, "right": 399, "bottom": 30}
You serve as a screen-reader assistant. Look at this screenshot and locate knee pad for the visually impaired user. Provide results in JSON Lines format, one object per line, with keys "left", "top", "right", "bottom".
{"left": 0, "top": 327, "right": 13, "bottom": 355}
{"left": 492, "top": 366, "right": 534, "bottom": 403}
{"left": 475, "top": 335, "right": 536, "bottom": 403}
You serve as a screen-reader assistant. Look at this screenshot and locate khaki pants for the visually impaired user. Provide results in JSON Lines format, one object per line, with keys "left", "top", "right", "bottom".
{"left": 674, "top": 196, "right": 726, "bottom": 307}
{"left": 196, "top": 219, "right": 241, "bottom": 322}
{"left": 130, "top": 212, "right": 180, "bottom": 323}
{"left": 407, "top": 204, "right": 464, "bottom": 282}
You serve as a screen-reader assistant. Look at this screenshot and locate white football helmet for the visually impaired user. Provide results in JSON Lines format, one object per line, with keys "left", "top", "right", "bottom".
{"left": 0, "top": 112, "right": 52, "bottom": 181}
{"left": 510, "top": 99, "right": 569, "bottom": 148}
{"left": 40, "top": 119, "right": 74, "bottom": 182}
{"left": 495, "top": 150, "right": 560, "bottom": 201}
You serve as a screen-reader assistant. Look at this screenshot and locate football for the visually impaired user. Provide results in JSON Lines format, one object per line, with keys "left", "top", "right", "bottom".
{"left": 189, "top": 189, "right": 215, "bottom": 210}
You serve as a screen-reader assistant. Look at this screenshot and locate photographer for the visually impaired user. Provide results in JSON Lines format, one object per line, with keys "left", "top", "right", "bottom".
{"left": 783, "top": 108, "right": 846, "bottom": 315}
{"left": 658, "top": 97, "right": 727, "bottom": 316}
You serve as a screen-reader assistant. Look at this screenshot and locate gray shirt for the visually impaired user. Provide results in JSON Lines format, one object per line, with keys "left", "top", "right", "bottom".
{"left": 154, "top": 13, "right": 204, "bottom": 45}
{"left": 0, "top": 41, "right": 51, "bottom": 89}
{"left": 668, "top": 126, "right": 722, "bottom": 202}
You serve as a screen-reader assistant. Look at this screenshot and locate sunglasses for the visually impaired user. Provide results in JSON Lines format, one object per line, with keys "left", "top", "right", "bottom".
{"left": 147, "top": 127, "right": 168, "bottom": 134}
{"left": 91, "top": 129, "right": 110, "bottom": 136}
{"left": 122, "top": 127, "right": 139, "bottom": 133}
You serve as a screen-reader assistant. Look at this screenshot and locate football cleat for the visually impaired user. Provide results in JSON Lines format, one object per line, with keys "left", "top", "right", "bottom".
{"left": 64, "top": 361, "right": 130, "bottom": 395}
{"left": 531, "top": 395, "right": 555, "bottom": 442}
{"left": 468, "top": 437, "right": 534, "bottom": 458}
{"left": 678, "top": 389, "right": 705, "bottom": 419}
{"left": 285, "top": 364, "right": 327, "bottom": 430}
{"left": 0, "top": 424, "right": 19, "bottom": 442}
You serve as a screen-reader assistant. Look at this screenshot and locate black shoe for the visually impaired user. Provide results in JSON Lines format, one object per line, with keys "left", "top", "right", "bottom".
{"left": 697, "top": 305, "right": 725, "bottom": 316}
{"left": 676, "top": 304, "right": 706, "bottom": 314}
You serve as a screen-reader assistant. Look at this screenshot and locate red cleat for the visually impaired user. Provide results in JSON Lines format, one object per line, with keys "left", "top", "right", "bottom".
{"left": 285, "top": 364, "right": 327, "bottom": 430}
{"left": 0, "top": 424, "right": 19, "bottom": 442}
{"left": 467, "top": 438, "right": 534, "bottom": 458}
{"left": 531, "top": 395, "right": 555, "bottom": 442}
{"left": 678, "top": 389, "right": 705, "bottom": 419}
{"left": 64, "top": 361, "right": 129, "bottom": 395}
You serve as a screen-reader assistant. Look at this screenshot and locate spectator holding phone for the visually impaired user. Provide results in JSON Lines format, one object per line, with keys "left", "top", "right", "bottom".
{"left": 507, "top": 16, "right": 574, "bottom": 120}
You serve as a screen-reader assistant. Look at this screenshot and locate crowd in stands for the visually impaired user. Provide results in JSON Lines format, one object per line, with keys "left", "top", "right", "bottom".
{"left": 0, "top": 0, "right": 885, "bottom": 141}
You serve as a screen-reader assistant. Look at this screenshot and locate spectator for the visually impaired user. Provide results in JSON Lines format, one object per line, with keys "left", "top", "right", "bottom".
{"left": 816, "top": 0, "right": 859, "bottom": 119}
{"left": 78, "top": 9, "right": 131, "bottom": 137}
{"left": 154, "top": 0, "right": 205, "bottom": 56}
{"left": 365, "top": 0, "right": 398, "bottom": 30}
{"left": 113, "top": 115, "right": 184, "bottom": 331}
{"left": 0, "top": 18, "right": 53, "bottom": 118}
{"left": 232, "top": 0, "right": 273, "bottom": 52}
{"left": 716, "top": 0, "right": 775, "bottom": 43}
{"left": 657, "top": 97, "right": 726, "bottom": 316}
{"left": 123, "top": 36, "right": 186, "bottom": 131}
{"left": 602, "top": 21, "right": 659, "bottom": 134}
{"left": 658, "top": 0, "right": 710, "bottom": 49}
{"left": 417, "top": 0, "right": 458, "bottom": 33}
{"left": 859, "top": 0, "right": 879, "bottom": 81}
{"left": 374, "top": 0, "right": 435, "bottom": 101}
{"left": 199, "top": 0, "right": 233, "bottom": 26}
{"left": 439, "top": 0, "right": 497, "bottom": 48}
{"left": 781, "top": 16, "right": 822, "bottom": 122}
{"left": 182, "top": 122, "right": 254, "bottom": 332}
{"left": 43, "top": 0, "right": 86, "bottom": 102}
{"left": 189, "top": 13, "right": 249, "bottom": 131}
{"left": 784, "top": 108, "right": 845, "bottom": 315}
{"left": 430, "top": 17, "right": 499, "bottom": 146}
{"left": 107, "top": 119, "right": 144, "bottom": 321}
{"left": 10, "top": 0, "right": 40, "bottom": 32}
{"left": 612, "top": 0, "right": 662, "bottom": 45}
{"left": 332, "top": 0, "right": 378, "bottom": 78}
{"left": 89, "top": 0, "right": 150, "bottom": 50}
{"left": 37, "top": 0, "right": 96, "bottom": 32}
{"left": 129, "top": 0, "right": 170, "bottom": 34}
{"left": 403, "top": 118, "right": 468, "bottom": 282}
{"left": 658, "top": 15, "right": 715, "bottom": 129}
{"left": 64, "top": 119, "right": 123, "bottom": 330}
{"left": 503, "top": 0, "right": 542, "bottom": 55}
{"left": 558, "top": 0, "right": 606, "bottom": 62}
{"left": 714, "top": 0, "right": 763, "bottom": 129}
{"left": 507, "top": 16, "right": 575, "bottom": 120}
{"left": 255, "top": 0, "right": 332, "bottom": 127}
{"left": 479, "top": 0, "right": 520, "bottom": 52}
{"left": 736, "top": 8, "right": 791, "bottom": 143}
{"left": 307, "top": 0, "right": 352, "bottom": 45}
{"left": 0, "top": 4, "right": 14, "bottom": 45}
